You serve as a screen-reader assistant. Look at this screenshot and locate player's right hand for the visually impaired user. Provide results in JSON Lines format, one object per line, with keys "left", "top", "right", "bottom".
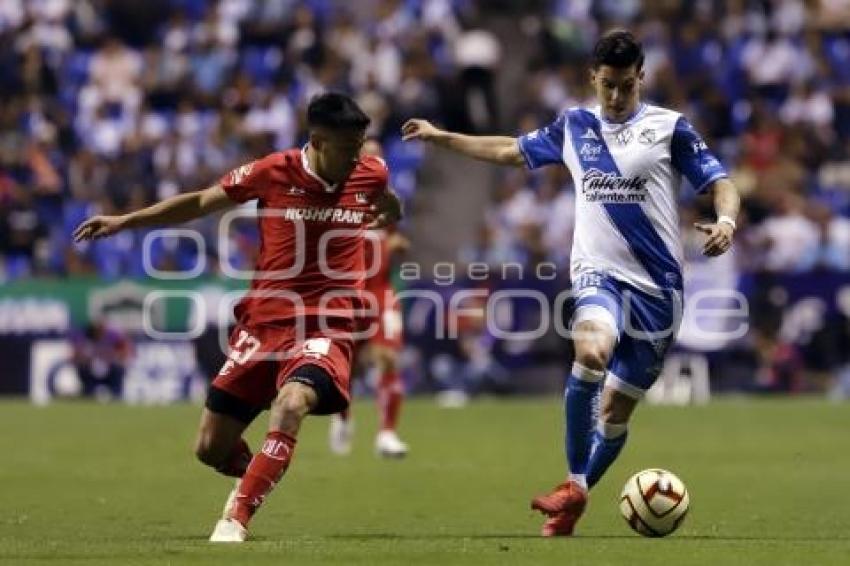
{"left": 73, "top": 215, "right": 127, "bottom": 242}
{"left": 401, "top": 119, "right": 441, "bottom": 142}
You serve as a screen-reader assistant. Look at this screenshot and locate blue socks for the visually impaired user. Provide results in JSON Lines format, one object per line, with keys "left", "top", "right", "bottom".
{"left": 564, "top": 362, "right": 631, "bottom": 489}
{"left": 587, "top": 421, "right": 628, "bottom": 488}
{"left": 564, "top": 363, "right": 604, "bottom": 488}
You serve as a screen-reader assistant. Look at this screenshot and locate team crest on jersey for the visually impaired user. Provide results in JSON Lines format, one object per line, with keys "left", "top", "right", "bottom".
{"left": 638, "top": 128, "right": 656, "bottom": 145}
{"left": 615, "top": 128, "right": 633, "bottom": 146}
{"left": 229, "top": 162, "right": 254, "bottom": 185}
{"left": 302, "top": 337, "right": 331, "bottom": 359}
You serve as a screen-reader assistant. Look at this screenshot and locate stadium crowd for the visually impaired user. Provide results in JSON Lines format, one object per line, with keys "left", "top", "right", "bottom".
{"left": 1, "top": 0, "right": 849, "bottom": 280}
{"left": 0, "top": 0, "right": 482, "bottom": 279}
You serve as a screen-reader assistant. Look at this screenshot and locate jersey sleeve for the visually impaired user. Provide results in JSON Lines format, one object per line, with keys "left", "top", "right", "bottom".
{"left": 219, "top": 153, "right": 278, "bottom": 203}
{"left": 370, "top": 155, "right": 390, "bottom": 194}
{"left": 670, "top": 116, "right": 727, "bottom": 194}
{"left": 517, "top": 113, "right": 566, "bottom": 169}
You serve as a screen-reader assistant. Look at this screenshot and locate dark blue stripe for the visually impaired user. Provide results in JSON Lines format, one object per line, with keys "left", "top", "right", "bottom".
{"left": 567, "top": 109, "right": 682, "bottom": 291}
{"left": 670, "top": 115, "right": 728, "bottom": 194}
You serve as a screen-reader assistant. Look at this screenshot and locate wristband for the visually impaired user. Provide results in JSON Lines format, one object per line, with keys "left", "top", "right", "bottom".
{"left": 717, "top": 215, "right": 736, "bottom": 231}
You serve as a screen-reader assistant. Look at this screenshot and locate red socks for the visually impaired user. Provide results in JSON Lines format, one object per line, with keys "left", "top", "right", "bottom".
{"left": 232, "top": 431, "right": 297, "bottom": 527}
{"left": 377, "top": 370, "right": 403, "bottom": 431}
{"left": 216, "top": 438, "right": 253, "bottom": 478}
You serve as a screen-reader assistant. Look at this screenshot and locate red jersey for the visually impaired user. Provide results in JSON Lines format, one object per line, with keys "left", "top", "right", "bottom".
{"left": 221, "top": 147, "right": 388, "bottom": 326}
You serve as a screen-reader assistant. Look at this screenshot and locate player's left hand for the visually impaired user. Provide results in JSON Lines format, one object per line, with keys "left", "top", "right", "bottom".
{"left": 694, "top": 222, "right": 734, "bottom": 257}
{"left": 367, "top": 190, "right": 403, "bottom": 229}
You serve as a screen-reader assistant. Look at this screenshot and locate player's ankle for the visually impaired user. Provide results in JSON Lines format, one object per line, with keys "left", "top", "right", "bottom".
{"left": 568, "top": 473, "right": 588, "bottom": 491}
{"left": 231, "top": 505, "right": 252, "bottom": 528}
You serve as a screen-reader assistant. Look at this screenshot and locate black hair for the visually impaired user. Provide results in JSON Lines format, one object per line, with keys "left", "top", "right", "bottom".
{"left": 306, "top": 92, "right": 371, "bottom": 131}
{"left": 591, "top": 30, "right": 644, "bottom": 71}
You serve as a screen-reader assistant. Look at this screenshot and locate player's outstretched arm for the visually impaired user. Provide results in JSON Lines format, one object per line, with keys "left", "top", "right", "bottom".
{"left": 73, "top": 184, "right": 234, "bottom": 242}
{"left": 401, "top": 119, "right": 525, "bottom": 167}
{"left": 694, "top": 178, "right": 740, "bottom": 257}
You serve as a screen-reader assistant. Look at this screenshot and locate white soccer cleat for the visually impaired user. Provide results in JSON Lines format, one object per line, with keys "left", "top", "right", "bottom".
{"left": 329, "top": 414, "right": 354, "bottom": 455}
{"left": 375, "top": 430, "right": 409, "bottom": 458}
{"left": 209, "top": 518, "right": 248, "bottom": 543}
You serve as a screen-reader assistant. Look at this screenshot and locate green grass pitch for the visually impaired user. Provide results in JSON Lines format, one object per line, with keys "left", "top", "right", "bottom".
{"left": 1, "top": 398, "right": 848, "bottom": 565}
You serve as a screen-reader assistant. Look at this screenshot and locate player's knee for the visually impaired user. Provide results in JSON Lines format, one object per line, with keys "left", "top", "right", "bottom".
{"left": 575, "top": 347, "right": 610, "bottom": 372}
{"left": 378, "top": 355, "right": 398, "bottom": 377}
{"left": 272, "top": 384, "right": 313, "bottom": 418}
{"left": 371, "top": 346, "right": 395, "bottom": 372}
{"left": 194, "top": 435, "right": 226, "bottom": 468}
{"left": 599, "top": 405, "right": 628, "bottom": 425}
{"left": 380, "top": 355, "right": 397, "bottom": 374}
{"left": 599, "top": 391, "right": 637, "bottom": 424}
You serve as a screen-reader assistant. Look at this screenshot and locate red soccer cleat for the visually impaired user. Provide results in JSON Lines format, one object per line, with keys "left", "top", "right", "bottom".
{"left": 541, "top": 511, "right": 581, "bottom": 537}
{"left": 531, "top": 480, "right": 588, "bottom": 537}
{"left": 531, "top": 480, "right": 588, "bottom": 516}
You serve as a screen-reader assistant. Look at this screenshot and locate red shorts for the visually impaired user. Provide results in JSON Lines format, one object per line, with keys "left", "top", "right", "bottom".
{"left": 211, "top": 317, "right": 354, "bottom": 415}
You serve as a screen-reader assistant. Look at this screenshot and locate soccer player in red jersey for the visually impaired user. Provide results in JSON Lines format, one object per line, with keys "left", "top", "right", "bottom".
{"left": 73, "top": 93, "right": 402, "bottom": 543}
{"left": 329, "top": 139, "right": 410, "bottom": 457}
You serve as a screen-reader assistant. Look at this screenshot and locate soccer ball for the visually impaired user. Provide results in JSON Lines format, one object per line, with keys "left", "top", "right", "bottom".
{"left": 619, "top": 469, "right": 690, "bottom": 537}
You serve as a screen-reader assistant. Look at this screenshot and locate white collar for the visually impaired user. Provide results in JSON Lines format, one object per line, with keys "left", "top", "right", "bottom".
{"left": 597, "top": 103, "right": 648, "bottom": 128}
{"left": 301, "top": 144, "right": 337, "bottom": 192}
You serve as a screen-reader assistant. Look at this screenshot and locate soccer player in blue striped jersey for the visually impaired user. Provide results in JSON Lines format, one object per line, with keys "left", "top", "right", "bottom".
{"left": 402, "top": 29, "right": 740, "bottom": 536}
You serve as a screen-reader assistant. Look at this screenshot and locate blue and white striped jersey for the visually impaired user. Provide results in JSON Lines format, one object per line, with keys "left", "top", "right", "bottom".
{"left": 518, "top": 103, "right": 727, "bottom": 295}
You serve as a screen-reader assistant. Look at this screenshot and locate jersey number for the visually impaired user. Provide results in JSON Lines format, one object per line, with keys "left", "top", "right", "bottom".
{"left": 218, "top": 330, "right": 261, "bottom": 375}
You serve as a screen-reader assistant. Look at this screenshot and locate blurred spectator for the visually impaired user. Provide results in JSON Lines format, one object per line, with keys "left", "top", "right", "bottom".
{"left": 68, "top": 148, "right": 107, "bottom": 201}
{"left": 351, "top": 36, "right": 401, "bottom": 93}
{"left": 454, "top": 12, "right": 501, "bottom": 132}
{"left": 751, "top": 192, "right": 819, "bottom": 272}
{"left": 740, "top": 101, "right": 785, "bottom": 172}
{"left": 458, "top": 222, "right": 519, "bottom": 267}
{"left": 750, "top": 325, "right": 805, "bottom": 393}
{"left": 780, "top": 80, "right": 835, "bottom": 132}
{"left": 537, "top": 168, "right": 575, "bottom": 269}
{"left": 483, "top": 170, "right": 537, "bottom": 264}
{"left": 741, "top": 29, "right": 804, "bottom": 103}
{"left": 0, "top": 185, "right": 47, "bottom": 279}
{"left": 803, "top": 202, "right": 850, "bottom": 271}
{"left": 79, "top": 36, "right": 142, "bottom": 118}
{"left": 70, "top": 319, "right": 132, "bottom": 401}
